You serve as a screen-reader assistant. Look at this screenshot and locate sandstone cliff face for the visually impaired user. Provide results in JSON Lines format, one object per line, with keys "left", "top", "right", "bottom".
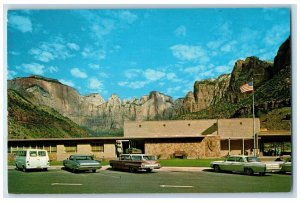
{"left": 224, "top": 57, "right": 273, "bottom": 104}
{"left": 176, "top": 74, "right": 231, "bottom": 113}
{"left": 8, "top": 77, "right": 175, "bottom": 131}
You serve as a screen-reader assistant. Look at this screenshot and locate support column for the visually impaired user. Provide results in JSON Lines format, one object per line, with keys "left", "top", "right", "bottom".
{"left": 228, "top": 138, "right": 231, "bottom": 155}
{"left": 242, "top": 138, "right": 245, "bottom": 155}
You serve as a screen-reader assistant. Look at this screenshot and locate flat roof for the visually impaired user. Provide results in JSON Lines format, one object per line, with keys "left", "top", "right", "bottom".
{"left": 258, "top": 130, "right": 291, "bottom": 136}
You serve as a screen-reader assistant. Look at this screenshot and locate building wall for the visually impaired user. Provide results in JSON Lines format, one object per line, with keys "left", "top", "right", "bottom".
{"left": 125, "top": 119, "right": 218, "bottom": 138}
{"left": 218, "top": 118, "right": 260, "bottom": 138}
{"left": 145, "top": 136, "right": 220, "bottom": 159}
{"left": 56, "top": 142, "right": 116, "bottom": 161}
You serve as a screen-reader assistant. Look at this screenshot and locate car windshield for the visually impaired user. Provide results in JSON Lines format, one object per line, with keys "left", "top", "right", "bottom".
{"left": 246, "top": 157, "right": 261, "bottom": 162}
{"left": 76, "top": 156, "right": 93, "bottom": 160}
{"left": 131, "top": 156, "right": 142, "bottom": 161}
{"left": 143, "top": 155, "right": 156, "bottom": 161}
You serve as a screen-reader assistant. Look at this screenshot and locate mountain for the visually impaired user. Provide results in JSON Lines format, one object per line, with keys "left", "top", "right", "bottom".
{"left": 7, "top": 37, "right": 291, "bottom": 138}
{"left": 8, "top": 89, "right": 89, "bottom": 139}
{"left": 8, "top": 76, "right": 174, "bottom": 133}
{"left": 176, "top": 37, "right": 291, "bottom": 130}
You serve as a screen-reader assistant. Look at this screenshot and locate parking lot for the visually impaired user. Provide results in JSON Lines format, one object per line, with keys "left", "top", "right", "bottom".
{"left": 7, "top": 166, "right": 292, "bottom": 195}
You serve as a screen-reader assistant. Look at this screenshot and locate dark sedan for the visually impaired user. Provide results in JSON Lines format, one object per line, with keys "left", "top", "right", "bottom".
{"left": 63, "top": 154, "right": 101, "bottom": 173}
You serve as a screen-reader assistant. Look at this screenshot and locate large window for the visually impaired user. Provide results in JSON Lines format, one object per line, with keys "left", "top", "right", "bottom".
{"left": 8, "top": 143, "right": 57, "bottom": 153}
{"left": 262, "top": 141, "right": 291, "bottom": 156}
{"left": 91, "top": 143, "right": 104, "bottom": 152}
{"left": 64, "top": 143, "right": 77, "bottom": 153}
{"left": 44, "top": 144, "right": 57, "bottom": 153}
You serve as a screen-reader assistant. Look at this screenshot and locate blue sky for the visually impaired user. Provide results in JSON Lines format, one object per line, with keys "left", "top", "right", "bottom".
{"left": 7, "top": 8, "right": 290, "bottom": 100}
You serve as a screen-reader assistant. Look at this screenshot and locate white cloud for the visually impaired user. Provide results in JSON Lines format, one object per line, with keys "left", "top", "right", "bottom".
{"left": 220, "top": 41, "right": 237, "bottom": 53}
{"left": 166, "top": 73, "right": 176, "bottom": 80}
{"left": 81, "top": 47, "right": 106, "bottom": 60}
{"left": 17, "top": 63, "right": 45, "bottom": 75}
{"left": 67, "top": 43, "right": 80, "bottom": 51}
{"left": 174, "top": 25, "right": 186, "bottom": 37}
{"left": 264, "top": 24, "right": 290, "bottom": 46}
{"left": 48, "top": 66, "right": 59, "bottom": 73}
{"left": 59, "top": 79, "right": 75, "bottom": 87}
{"left": 118, "top": 11, "right": 138, "bottom": 24}
{"left": 170, "top": 45, "right": 209, "bottom": 63}
{"left": 91, "top": 19, "right": 115, "bottom": 39}
{"left": 124, "top": 69, "right": 142, "bottom": 79}
{"left": 29, "top": 38, "right": 79, "bottom": 62}
{"left": 89, "top": 64, "right": 101, "bottom": 69}
{"left": 8, "top": 70, "right": 17, "bottom": 79}
{"left": 29, "top": 49, "right": 54, "bottom": 62}
{"left": 70, "top": 68, "right": 87, "bottom": 78}
{"left": 166, "top": 86, "right": 182, "bottom": 95}
{"left": 118, "top": 81, "right": 149, "bottom": 89}
{"left": 144, "top": 69, "right": 166, "bottom": 82}
{"left": 207, "top": 40, "right": 223, "bottom": 49}
{"left": 215, "top": 65, "right": 232, "bottom": 74}
{"left": 88, "top": 78, "right": 104, "bottom": 90}
{"left": 9, "top": 51, "right": 20, "bottom": 56}
{"left": 98, "top": 72, "right": 109, "bottom": 78}
{"left": 9, "top": 15, "right": 32, "bottom": 33}
{"left": 183, "top": 65, "right": 204, "bottom": 74}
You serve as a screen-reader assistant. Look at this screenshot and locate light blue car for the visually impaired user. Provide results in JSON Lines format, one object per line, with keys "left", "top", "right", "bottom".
{"left": 63, "top": 155, "right": 101, "bottom": 173}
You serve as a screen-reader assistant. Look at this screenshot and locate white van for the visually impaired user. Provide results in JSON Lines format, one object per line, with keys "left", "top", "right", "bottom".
{"left": 14, "top": 149, "right": 50, "bottom": 172}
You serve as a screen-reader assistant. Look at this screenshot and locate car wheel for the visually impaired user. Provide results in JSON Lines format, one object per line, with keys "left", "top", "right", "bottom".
{"left": 146, "top": 168, "right": 152, "bottom": 173}
{"left": 129, "top": 167, "right": 136, "bottom": 173}
{"left": 213, "top": 165, "right": 221, "bottom": 172}
{"left": 259, "top": 172, "right": 265, "bottom": 176}
{"left": 15, "top": 164, "right": 20, "bottom": 171}
{"left": 22, "top": 166, "right": 27, "bottom": 172}
{"left": 72, "top": 168, "right": 77, "bottom": 173}
{"left": 245, "top": 168, "right": 253, "bottom": 176}
{"left": 92, "top": 169, "right": 96, "bottom": 173}
{"left": 43, "top": 168, "right": 48, "bottom": 172}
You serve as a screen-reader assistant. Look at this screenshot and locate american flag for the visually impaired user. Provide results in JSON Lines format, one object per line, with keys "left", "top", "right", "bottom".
{"left": 240, "top": 81, "right": 253, "bottom": 93}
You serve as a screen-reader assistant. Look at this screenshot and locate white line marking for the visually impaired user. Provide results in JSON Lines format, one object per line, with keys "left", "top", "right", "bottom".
{"left": 160, "top": 185, "right": 194, "bottom": 188}
{"left": 97, "top": 173, "right": 120, "bottom": 179}
{"left": 51, "top": 183, "right": 82, "bottom": 186}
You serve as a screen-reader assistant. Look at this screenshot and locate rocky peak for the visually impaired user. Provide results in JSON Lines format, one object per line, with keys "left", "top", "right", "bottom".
{"left": 273, "top": 36, "right": 291, "bottom": 75}
{"left": 82, "top": 93, "right": 105, "bottom": 106}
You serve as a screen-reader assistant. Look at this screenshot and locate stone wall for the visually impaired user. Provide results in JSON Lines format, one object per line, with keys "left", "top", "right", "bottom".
{"left": 145, "top": 136, "right": 220, "bottom": 159}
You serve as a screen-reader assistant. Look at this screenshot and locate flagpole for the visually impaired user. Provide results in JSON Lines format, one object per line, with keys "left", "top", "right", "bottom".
{"left": 252, "top": 77, "right": 256, "bottom": 156}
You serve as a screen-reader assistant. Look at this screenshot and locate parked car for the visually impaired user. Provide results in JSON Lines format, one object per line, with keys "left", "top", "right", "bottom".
{"left": 279, "top": 157, "right": 292, "bottom": 173}
{"left": 14, "top": 149, "right": 50, "bottom": 172}
{"left": 125, "top": 147, "right": 142, "bottom": 154}
{"left": 63, "top": 154, "right": 101, "bottom": 173}
{"left": 210, "top": 155, "right": 281, "bottom": 176}
{"left": 109, "top": 154, "right": 161, "bottom": 173}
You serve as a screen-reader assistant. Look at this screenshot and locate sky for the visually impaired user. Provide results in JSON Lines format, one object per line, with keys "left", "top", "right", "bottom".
{"left": 7, "top": 8, "right": 290, "bottom": 101}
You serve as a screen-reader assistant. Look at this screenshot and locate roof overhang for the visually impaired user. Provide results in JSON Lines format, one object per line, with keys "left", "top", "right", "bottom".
{"left": 8, "top": 135, "right": 211, "bottom": 142}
